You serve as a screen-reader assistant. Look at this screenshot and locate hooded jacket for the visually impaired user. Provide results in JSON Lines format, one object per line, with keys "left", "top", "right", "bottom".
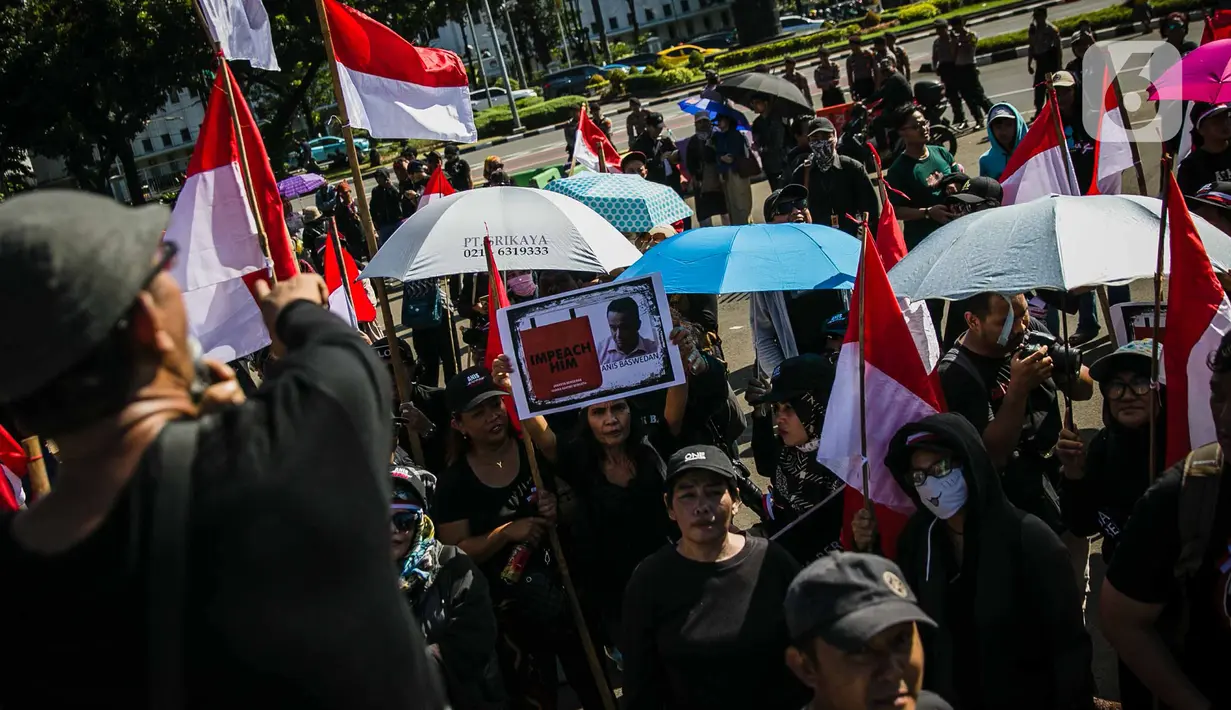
{"left": 977, "top": 102, "right": 1027, "bottom": 181}
{"left": 886, "top": 414, "right": 1094, "bottom": 710}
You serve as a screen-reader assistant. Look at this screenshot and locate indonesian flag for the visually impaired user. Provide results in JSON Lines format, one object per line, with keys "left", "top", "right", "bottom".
{"left": 1086, "top": 66, "right": 1134, "bottom": 195}
{"left": 572, "top": 104, "right": 622, "bottom": 173}
{"left": 819, "top": 234, "right": 942, "bottom": 518}
{"left": 872, "top": 196, "right": 941, "bottom": 374}
{"left": 0, "top": 426, "right": 26, "bottom": 512}
{"left": 323, "top": 0, "right": 476, "bottom": 142}
{"left": 164, "top": 61, "right": 297, "bottom": 361}
{"left": 1163, "top": 171, "right": 1231, "bottom": 464}
{"left": 999, "top": 93, "right": 1080, "bottom": 204}
{"left": 1202, "top": 10, "right": 1231, "bottom": 44}
{"left": 484, "top": 237, "right": 522, "bottom": 435}
{"left": 419, "top": 166, "right": 456, "bottom": 208}
{"left": 323, "top": 222, "right": 377, "bottom": 326}
{"left": 198, "top": 0, "right": 280, "bottom": 71}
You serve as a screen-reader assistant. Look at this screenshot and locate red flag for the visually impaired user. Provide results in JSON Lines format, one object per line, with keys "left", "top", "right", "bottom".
{"left": 1000, "top": 93, "right": 1080, "bottom": 204}
{"left": 872, "top": 197, "right": 909, "bottom": 270}
{"left": 484, "top": 236, "right": 522, "bottom": 434}
{"left": 1202, "top": 10, "right": 1231, "bottom": 44}
{"left": 419, "top": 167, "right": 456, "bottom": 208}
{"left": 572, "top": 104, "right": 622, "bottom": 173}
{"left": 0, "top": 426, "right": 27, "bottom": 512}
{"left": 1163, "top": 172, "right": 1231, "bottom": 464}
{"left": 323, "top": 223, "right": 377, "bottom": 325}
{"left": 164, "top": 60, "right": 297, "bottom": 361}
{"left": 1086, "top": 66, "right": 1133, "bottom": 196}
{"left": 323, "top": 0, "right": 476, "bottom": 141}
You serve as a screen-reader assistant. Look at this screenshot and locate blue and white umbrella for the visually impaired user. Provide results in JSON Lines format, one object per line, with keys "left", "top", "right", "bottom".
{"left": 543, "top": 172, "right": 693, "bottom": 233}
{"left": 678, "top": 96, "right": 750, "bottom": 128}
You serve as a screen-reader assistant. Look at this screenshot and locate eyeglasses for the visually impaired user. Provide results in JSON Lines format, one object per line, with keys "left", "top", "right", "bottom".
{"left": 391, "top": 504, "right": 424, "bottom": 532}
{"left": 142, "top": 241, "right": 179, "bottom": 290}
{"left": 1106, "top": 377, "right": 1151, "bottom": 401}
{"left": 908, "top": 458, "right": 956, "bottom": 487}
{"left": 902, "top": 121, "right": 929, "bottom": 132}
{"left": 775, "top": 198, "right": 808, "bottom": 215}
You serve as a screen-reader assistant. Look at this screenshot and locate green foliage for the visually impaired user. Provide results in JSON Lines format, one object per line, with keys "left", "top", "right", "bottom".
{"left": 687, "top": 50, "right": 707, "bottom": 69}
{"left": 861, "top": 10, "right": 884, "bottom": 27}
{"left": 473, "top": 95, "right": 586, "bottom": 138}
{"left": 606, "top": 68, "right": 630, "bottom": 95}
{"left": 587, "top": 72, "right": 607, "bottom": 86}
{"left": 624, "top": 67, "right": 703, "bottom": 94}
{"left": 896, "top": 3, "right": 939, "bottom": 23}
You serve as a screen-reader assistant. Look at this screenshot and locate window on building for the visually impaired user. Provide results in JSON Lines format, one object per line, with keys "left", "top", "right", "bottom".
{"left": 720, "top": 9, "right": 730, "bottom": 24}
{"left": 608, "top": 15, "right": 618, "bottom": 28}
{"left": 663, "top": 4, "right": 672, "bottom": 15}
{"left": 645, "top": 7, "right": 654, "bottom": 20}
{"left": 141, "top": 138, "right": 153, "bottom": 153}
{"left": 179, "top": 127, "right": 192, "bottom": 143}
{"left": 160, "top": 133, "right": 172, "bottom": 148}
{"left": 702, "top": 13, "right": 712, "bottom": 29}
{"left": 591, "top": 21, "right": 599, "bottom": 33}
{"left": 627, "top": 12, "right": 633, "bottom": 24}
{"left": 666, "top": 24, "right": 676, "bottom": 38}
{"left": 168, "top": 91, "right": 180, "bottom": 105}
{"left": 684, "top": 18, "right": 693, "bottom": 33}
{"left": 680, "top": 0, "right": 690, "bottom": 11}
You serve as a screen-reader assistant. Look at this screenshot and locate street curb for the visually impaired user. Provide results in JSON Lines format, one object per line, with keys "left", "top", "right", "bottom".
{"left": 456, "top": 0, "right": 1070, "bottom": 158}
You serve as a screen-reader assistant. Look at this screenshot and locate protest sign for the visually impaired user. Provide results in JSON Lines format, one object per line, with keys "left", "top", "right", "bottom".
{"left": 1110, "top": 302, "right": 1167, "bottom": 347}
{"left": 498, "top": 273, "right": 686, "bottom": 419}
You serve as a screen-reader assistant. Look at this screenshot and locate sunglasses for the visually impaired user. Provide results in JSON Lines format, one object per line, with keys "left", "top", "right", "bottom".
{"left": 1106, "top": 377, "right": 1151, "bottom": 401}
{"left": 775, "top": 198, "right": 808, "bottom": 215}
{"left": 908, "top": 458, "right": 957, "bottom": 487}
{"left": 391, "top": 503, "right": 423, "bottom": 532}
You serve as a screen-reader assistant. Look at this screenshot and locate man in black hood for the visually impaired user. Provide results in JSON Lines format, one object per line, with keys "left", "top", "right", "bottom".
{"left": 885, "top": 413, "right": 1094, "bottom": 710}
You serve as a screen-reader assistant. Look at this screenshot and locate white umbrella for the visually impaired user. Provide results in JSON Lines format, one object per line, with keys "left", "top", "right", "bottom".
{"left": 887, "top": 194, "right": 1231, "bottom": 301}
{"left": 360, "top": 186, "right": 643, "bottom": 281}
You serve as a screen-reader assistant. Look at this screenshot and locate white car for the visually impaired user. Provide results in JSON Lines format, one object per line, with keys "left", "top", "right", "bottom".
{"left": 470, "top": 86, "right": 537, "bottom": 111}
{"left": 779, "top": 14, "right": 824, "bottom": 34}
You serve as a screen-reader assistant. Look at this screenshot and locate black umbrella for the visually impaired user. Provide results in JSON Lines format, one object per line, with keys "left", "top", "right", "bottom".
{"left": 715, "top": 72, "right": 813, "bottom": 115}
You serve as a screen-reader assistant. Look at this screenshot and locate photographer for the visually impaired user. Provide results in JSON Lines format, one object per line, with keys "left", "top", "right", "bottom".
{"left": 0, "top": 191, "right": 444, "bottom": 708}
{"left": 938, "top": 292, "right": 1093, "bottom": 535}
{"left": 789, "top": 117, "right": 880, "bottom": 237}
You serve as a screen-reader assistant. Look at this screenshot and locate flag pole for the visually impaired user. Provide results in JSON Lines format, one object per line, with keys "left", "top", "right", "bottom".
{"left": 329, "top": 218, "right": 359, "bottom": 326}
{"left": 1150, "top": 155, "right": 1171, "bottom": 483}
{"left": 856, "top": 212, "right": 871, "bottom": 510}
{"left": 20, "top": 437, "right": 50, "bottom": 501}
{"left": 313, "top": 0, "right": 417, "bottom": 420}
{"left": 189, "top": 0, "right": 278, "bottom": 281}
{"left": 1110, "top": 72, "right": 1148, "bottom": 195}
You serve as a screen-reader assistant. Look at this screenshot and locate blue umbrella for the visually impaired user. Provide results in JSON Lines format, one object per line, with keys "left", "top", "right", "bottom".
{"left": 616, "top": 223, "right": 861, "bottom": 293}
{"left": 543, "top": 172, "right": 693, "bottom": 232}
{"left": 677, "top": 97, "right": 750, "bottom": 128}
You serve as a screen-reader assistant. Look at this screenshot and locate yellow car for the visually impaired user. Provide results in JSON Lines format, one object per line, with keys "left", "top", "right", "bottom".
{"left": 655, "top": 44, "right": 722, "bottom": 68}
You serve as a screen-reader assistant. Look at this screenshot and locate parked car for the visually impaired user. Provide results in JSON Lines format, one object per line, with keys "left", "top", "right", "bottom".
{"left": 689, "top": 31, "right": 737, "bottom": 50}
{"left": 616, "top": 52, "right": 662, "bottom": 70}
{"left": 542, "top": 64, "right": 606, "bottom": 99}
{"left": 470, "top": 86, "right": 537, "bottom": 111}
{"left": 779, "top": 14, "right": 824, "bottom": 33}
{"left": 656, "top": 44, "right": 723, "bottom": 69}
{"left": 288, "top": 135, "right": 371, "bottom": 169}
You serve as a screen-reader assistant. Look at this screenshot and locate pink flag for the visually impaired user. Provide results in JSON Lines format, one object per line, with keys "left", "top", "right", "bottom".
{"left": 1086, "top": 67, "right": 1134, "bottom": 195}
{"left": 1163, "top": 171, "right": 1231, "bottom": 464}
{"left": 572, "top": 103, "right": 622, "bottom": 173}
{"left": 164, "top": 61, "right": 297, "bottom": 361}
{"left": 324, "top": 0, "right": 476, "bottom": 142}
{"left": 999, "top": 94, "right": 1079, "bottom": 204}
{"left": 419, "top": 166, "right": 456, "bottom": 208}
{"left": 819, "top": 233, "right": 943, "bottom": 514}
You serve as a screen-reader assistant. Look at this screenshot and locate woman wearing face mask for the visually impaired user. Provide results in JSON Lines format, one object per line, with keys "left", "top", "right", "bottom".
{"left": 759, "top": 354, "right": 846, "bottom": 563}
{"left": 621, "top": 445, "right": 809, "bottom": 710}
{"left": 505, "top": 270, "right": 537, "bottom": 302}
{"left": 788, "top": 117, "right": 880, "bottom": 237}
{"left": 886, "top": 413, "right": 1095, "bottom": 710}
{"left": 390, "top": 465, "right": 508, "bottom": 710}
{"left": 711, "top": 114, "right": 753, "bottom": 225}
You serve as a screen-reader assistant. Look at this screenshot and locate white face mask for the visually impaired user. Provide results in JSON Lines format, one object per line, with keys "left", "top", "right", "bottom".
{"left": 914, "top": 466, "right": 968, "bottom": 519}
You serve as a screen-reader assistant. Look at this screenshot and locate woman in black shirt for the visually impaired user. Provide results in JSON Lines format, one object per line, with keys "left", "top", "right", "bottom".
{"left": 1177, "top": 102, "right": 1231, "bottom": 196}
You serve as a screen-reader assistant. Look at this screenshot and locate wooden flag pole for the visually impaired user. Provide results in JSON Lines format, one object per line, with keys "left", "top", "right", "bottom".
{"left": 20, "top": 437, "right": 50, "bottom": 501}
{"left": 856, "top": 212, "right": 871, "bottom": 511}
{"left": 189, "top": 0, "right": 278, "bottom": 279}
{"left": 313, "top": 0, "right": 418, "bottom": 430}
{"left": 1150, "top": 155, "right": 1172, "bottom": 484}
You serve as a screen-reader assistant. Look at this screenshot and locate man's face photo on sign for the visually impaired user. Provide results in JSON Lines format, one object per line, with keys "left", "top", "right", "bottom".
{"left": 602, "top": 296, "right": 659, "bottom": 364}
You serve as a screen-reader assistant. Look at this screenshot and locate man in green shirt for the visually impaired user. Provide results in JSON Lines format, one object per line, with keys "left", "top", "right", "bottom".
{"left": 885, "top": 105, "right": 959, "bottom": 251}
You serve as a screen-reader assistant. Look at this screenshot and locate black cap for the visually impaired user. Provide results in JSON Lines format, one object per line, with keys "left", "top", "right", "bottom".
{"left": 824, "top": 312, "right": 849, "bottom": 337}
{"left": 664, "top": 444, "right": 738, "bottom": 489}
{"left": 807, "top": 117, "right": 836, "bottom": 136}
{"left": 1190, "top": 181, "right": 1231, "bottom": 211}
{"left": 763, "top": 353, "right": 837, "bottom": 404}
{"left": 444, "top": 144, "right": 460, "bottom": 156}
{"left": 0, "top": 190, "right": 167, "bottom": 402}
{"left": 374, "top": 167, "right": 391, "bottom": 180}
{"left": 953, "top": 176, "right": 1003, "bottom": 205}
{"left": 937, "top": 171, "right": 970, "bottom": 191}
{"left": 445, "top": 366, "right": 508, "bottom": 414}
{"left": 647, "top": 111, "right": 665, "bottom": 126}
{"left": 785, "top": 551, "right": 935, "bottom": 650}
{"left": 621, "top": 150, "right": 648, "bottom": 169}
{"left": 763, "top": 183, "right": 809, "bottom": 222}
{"left": 390, "top": 464, "right": 431, "bottom": 508}
{"left": 408, "top": 159, "right": 427, "bottom": 172}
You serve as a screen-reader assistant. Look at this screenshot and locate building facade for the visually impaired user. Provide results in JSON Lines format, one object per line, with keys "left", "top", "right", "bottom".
{"left": 577, "top": 0, "right": 734, "bottom": 49}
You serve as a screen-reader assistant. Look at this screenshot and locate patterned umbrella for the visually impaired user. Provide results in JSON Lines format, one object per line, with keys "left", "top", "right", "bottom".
{"left": 277, "top": 172, "right": 327, "bottom": 199}
{"left": 543, "top": 172, "right": 693, "bottom": 233}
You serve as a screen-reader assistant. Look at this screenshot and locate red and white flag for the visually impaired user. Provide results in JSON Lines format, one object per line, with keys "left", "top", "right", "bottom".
{"left": 819, "top": 234, "right": 943, "bottom": 515}
{"left": 198, "top": 0, "right": 280, "bottom": 71}
{"left": 0, "top": 426, "right": 26, "bottom": 513}
{"left": 572, "top": 104, "right": 622, "bottom": 173}
{"left": 164, "top": 61, "right": 297, "bottom": 361}
{"left": 323, "top": 223, "right": 377, "bottom": 326}
{"left": 871, "top": 184, "right": 941, "bottom": 373}
{"left": 484, "top": 237, "right": 522, "bottom": 435}
{"left": 1086, "top": 67, "right": 1134, "bottom": 195}
{"left": 1163, "top": 172, "right": 1231, "bottom": 464}
{"left": 999, "top": 94, "right": 1079, "bottom": 204}
{"left": 419, "top": 166, "right": 456, "bottom": 208}
{"left": 324, "top": 0, "right": 476, "bottom": 142}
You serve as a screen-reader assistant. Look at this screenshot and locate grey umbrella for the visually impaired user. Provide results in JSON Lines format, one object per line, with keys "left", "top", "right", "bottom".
{"left": 715, "top": 72, "right": 813, "bottom": 115}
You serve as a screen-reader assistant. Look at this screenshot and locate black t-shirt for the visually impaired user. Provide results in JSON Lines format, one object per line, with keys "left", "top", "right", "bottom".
{"left": 621, "top": 536, "right": 808, "bottom": 710}
{"left": 444, "top": 157, "right": 471, "bottom": 192}
{"left": 1177, "top": 147, "right": 1231, "bottom": 197}
{"left": 0, "top": 303, "right": 444, "bottom": 710}
{"left": 1104, "top": 467, "right": 1231, "bottom": 709}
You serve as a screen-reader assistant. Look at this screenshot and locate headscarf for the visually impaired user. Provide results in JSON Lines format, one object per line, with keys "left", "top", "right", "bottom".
{"left": 397, "top": 514, "right": 443, "bottom": 600}
{"left": 773, "top": 388, "right": 841, "bottom": 514}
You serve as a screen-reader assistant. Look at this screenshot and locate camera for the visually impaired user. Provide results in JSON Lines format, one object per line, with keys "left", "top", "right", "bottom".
{"left": 1020, "top": 331, "right": 1082, "bottom": 377}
